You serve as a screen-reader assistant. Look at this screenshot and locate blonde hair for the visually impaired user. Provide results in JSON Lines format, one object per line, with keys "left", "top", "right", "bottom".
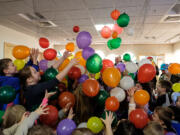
{"left": 143, "top": 121, "right": 164, "bottom": 135}
{"left": 2, "top": 105, "right": 26, "bottom": 128}
{"left": 72, "top": 128, "right": 93, "bottom": 135}
{"left": 28, "top": 125, "right": 54, "bottom": 135}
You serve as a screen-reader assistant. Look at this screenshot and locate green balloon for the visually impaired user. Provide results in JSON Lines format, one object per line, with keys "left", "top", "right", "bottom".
{"left": 107, "top": 39, "right": 113, "bottom": 50}
{"left": 101, "top": 110, "right": 118, "bottom": 127}
{"left": 94, "top": 90, "right": 109, "bottom": 107}
{"left": 111, "top": 38, "right": 122, "bottom": 49}
{"left": 44, "top": 67, "right": 58, "bottom": 81}
{"left": 123, "top": 53, "right": 131, "bottom": 61}
{"left": 86, "top": 53, "right": 102, "bottom": 73}
{"left": 0, "top": 110, "right": 5, "bottom": 124}
{"left": 0, "top": 86, "right": 16, "bottom": 104}
{"left": 117, "top": 13, "right": 130, "bottom": 27}
{"left": 128, "top": 73, "right": 136, "bottom": 80}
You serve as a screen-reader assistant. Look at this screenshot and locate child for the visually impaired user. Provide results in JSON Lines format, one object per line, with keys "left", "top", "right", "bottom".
{"left": 72, "top": 128, "right": 93, "bottom": 135}
{"left": 19, "top": 57, "right": 78, "bottom": 111}
{"left": 27, "top": 125, "right": 54, "bottom": 135}
{"left": 143, "top": 121, "right": 164, "bottom": 135}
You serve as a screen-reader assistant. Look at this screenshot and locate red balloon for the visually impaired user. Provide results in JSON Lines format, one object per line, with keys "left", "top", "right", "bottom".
{"left": 112, "top": 24, "right": 123, "bottom": 34}
{"left": 39, "top": 105, "right": 58, "bottom": 127}
{"left": 82, "top": 79, "right": 100, "bottom": 97}
{"left": 43, "top": 48, "right": 57, "bottom": 60}
{"left": 101, "top": 59, "right": 114, "bottom": 72}
{"left": 105, "top": 96, "right": 119, "bottom": 112}
{"left": 68, "top": 66, "right": 81, "bottom": 80}
{"left": 101, "top": 26, "right": 112, "bottom": 39}
{"left": 73, "top": 26, "right": 80, "bottom": 33}
{"left": 58, "top": 83, "right": 67, "bottom": 92}
{"left": 39, "top": 37, "right": 49, "bottom": 48}
{"left": 58, "top": 92, "right": 75, "bottom": 108}
{"left": 129, "top": 109, "right": 148, "bottom": 128}
{"left": 147, "top": 56, "right": 153, "bottom": 60}
{"left": 138, "top": 64, "right": 156, "bottom": 83}
{"left": 111, "top": 9, "right": 120, "bottom": 20}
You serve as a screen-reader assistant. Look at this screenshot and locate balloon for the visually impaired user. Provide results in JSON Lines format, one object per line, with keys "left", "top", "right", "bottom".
{"left": 68, "top": 66, "right": 81, "bottom": 80}
{"left": 102, "top": 67, "right": 121, "bottom": 87}
{"left": 82, "top": 47, "right": 95, "bottom": 60}
{"left": 39, "top": 105, "right": 58, "bottom": 127}
{"left": 86, "top": 53, "right": 102, "bottom": 73}
{"left": 128, "top": 73, "right": 136, "bottom": 80}
{"left": 101, "top": 59, "right": 114, "bottom": 72}
{"left": 116, "top": 62, "right": 126, "bottom": 72}
{"left": 112, "top": 31, "right": 118, "bottom": 39}
{"left": 75, "top": 65, "right": 85, "bottom": 74}
{"left": 105, "top": 96, "right": 120, "bottom": 112}
{"left": 39, "top": 60, "right": 48, "bottom": 72}
{"left": 39, "top": 37, "right": 49, "bottom": 48}
{"left": 77, "top": 122, "right": 87, "bottom": 128}
{"left": 44, "top": 67, "right": 58, "bottom": 81}
{"left": 110, "top": 38, "right": 122, "bottom": 49}
{"left": 78, "top": 74, "right": 89, "bottom": 83}
{"left": 75, "top": 51, "right": 86, "bottom": 67}
{"left": 129, "top": 109, "right": 148, "bottom": 128}
{"left": 171, "top": 92, "right": 180, "bottom": 104}
{"left": 111, "top": 9, "right": 120, "bottom": 20}
{"left": 107, "top": 39, "right": 113, "bottom": 50}
{"left": 101, "top": 26, "right": 112, "bottom": 39}
{"left": 57, "top": 119, "right": 76, "bottom": 135}
{"left": 73, "top": 26, "right": 80, "bottom": 33}
{"left": 0, "top": 86, "right": 16, "bottom": 104}
{"left": 172, "top": 83, "right": 180, "bottom": 92}
{"left": 82, "top": 79, "right": 100, "bottom": 97}
{"left": 12, "top": 45, "right": 30, "bottom": 59}
{"left": 94, "top": 90, "right": 110, "bottom": 107}
{"left": 58, "top": 59, "right": 70, "bottom": 71}
{"left": 87, "top": 117, "right": 104, "bottom": 133}
{"left": 112, "top": 24, "right": 123, "bottom": 34}
{"left": 76, "top": 31, "right": 92, "bottom": 49}
{"left": 138, "top": 64, "right": 156, "bottom": 83}
{"left": 43, "top": 48, "right": 57, "bottom": 61}
{"left": 126, "top": 62, "right": 138, "bottom": 73}
{"left": 134, "top": 90, "right": 150, "bottom": 106}
{"left": 168, "top": 63, "right": 180, "bottom": 75}
{"left": 58, "top": 92, "right": 75, "bottom": 108}
{"left": 147, "top": 56, "right": 153, "bottom": 61}
{"left": 110, "top": 87, "right": 126, "bottom": 102}
{"left": 165, "top": 132, "right": 176, "bottom": 135}
{"left": 123, "top": 53, "right": 131, "bottom": 61}
{"left": 138, "top": 58, "right": 152, "bottom": 68}
{"left": 14, "top": 59, "right": 25, "bottom": 70}
{"left": 95, "top": 72, "right": 101, "bottom": 80}
{"left": 0, "top": 110, "right": 4, "bottom": 124}
{"left": 65, "top": 42, "right": 75, "bottom": 52}
{"left": 117, "top": 13, "right": 130, "bottom": 27}
{"left": 120, "top": 76, "right": 134, "bottom": 90}
{"left": 160, "top": 63, "right": 168, "bottom": 70}
{"left": 101, "top": 111, "right": 117, "bottom": 127}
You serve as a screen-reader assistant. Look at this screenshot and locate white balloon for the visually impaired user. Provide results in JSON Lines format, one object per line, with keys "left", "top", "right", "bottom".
{"left": 77, "top": 122, "right": 87, "bottom": 128}
{"left": 110, "top": 87, "right": 126, "bottom": 102}
{"left": 47, "top": 60, "right": 56, "bottom": 68}
{"left": 126, "top": 62, "right": 138, "bottom": 73}
{"left": 75, "top": 65, "right": 85, "bottom": 74}
{"left": 120, "top": 76, "right": 134, "bottom": 90}
{"left": 138, "top": 59, "right": 152, "bottom": 68}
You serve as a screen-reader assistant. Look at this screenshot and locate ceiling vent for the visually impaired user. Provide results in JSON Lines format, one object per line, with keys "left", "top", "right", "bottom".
{"left": 18, "top": 12, "right": 57, "bottom": 27}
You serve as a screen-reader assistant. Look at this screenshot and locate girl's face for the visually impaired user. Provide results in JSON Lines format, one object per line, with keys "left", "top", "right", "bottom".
{"left": 135, "top": 83, "right": 143, "bottom": 90}
{"left": 152, "top": 111, "right": 161, "bottom": 123}
{"left": 6, "top": 61, "right": 17, "bottom": 75}
{"left": 30, "top": 67, "right": 41, "bottom": 83}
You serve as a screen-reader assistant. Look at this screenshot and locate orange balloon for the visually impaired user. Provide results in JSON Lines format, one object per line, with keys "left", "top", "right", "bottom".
{"left": 12, "top": 45, "right": 30, "bottom": 59}
{"left": 58, "top": 92, "right": 75, "bottom": 108}
{"left": 105, "top": 96, "right": 120, "bottom": 112}
{"left": 111, "top": 9, "right": 120, "bottom": 20}
{"left": 168, "top": 63, "right": 180, "bottom": 75}
{"left": 58, "top": 58, "right": 70, "bottom": 71}
{"left": 134, "top": 90, "right": 150, "bottom": 106}
{"left": 102, "top": 67, "right": 121, "bottom": 87}
{"left": 101, "top": 26, "right": 112, "bottom": 39}
{"left": 112, "top": 31, "right": 118, "bottom": 39}
{"left": 82, "top": 79, "right": 100, "bottom": 97}
{"left": 66, "top": 42, "right": 75, "bottom": 52}
{"left": 75, "top": 51, "right": 86, "bottom": 67}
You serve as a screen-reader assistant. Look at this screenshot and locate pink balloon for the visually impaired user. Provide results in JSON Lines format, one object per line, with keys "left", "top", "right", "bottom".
{"left": 112, "top": 24, "right": 123, "bottom": 35}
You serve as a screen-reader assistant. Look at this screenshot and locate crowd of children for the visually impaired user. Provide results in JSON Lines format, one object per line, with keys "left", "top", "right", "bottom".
{"left": 0, "top": 49, "right": 180, "bottom": 135}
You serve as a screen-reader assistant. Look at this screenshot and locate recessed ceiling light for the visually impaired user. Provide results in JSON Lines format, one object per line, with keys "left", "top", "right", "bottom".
{"left": 94, "top": 24, "right": 114, "bottom": 31}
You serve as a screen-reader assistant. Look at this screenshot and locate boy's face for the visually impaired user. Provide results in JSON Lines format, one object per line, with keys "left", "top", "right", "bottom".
{"left": 6, "top": 61, "right": 18, "bottom": 75}
{"left": 156, "top": 83, "right": 165, "bottom": 94}
{"left": 176, "top": 97, "right": 180, "bottom": 108}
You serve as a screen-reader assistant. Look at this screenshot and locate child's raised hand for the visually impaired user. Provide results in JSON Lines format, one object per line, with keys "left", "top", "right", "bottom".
{"left": 100, "top": 111, "right": 114, "bottom": 127}
{"left": 30, "top": 48, "right": 39, "bottom": 65}
{"left": 35, "top": 104, "right": 49, "bottom": 115}
{"left": 63, "top": 102, "right": 72, "bottom": 113}
{"left": 67, "top": 107, "right": 75, "bottom": 120}
{"left": 127, "top": 87, "right": 136, "bottom": 97}
{"left": 45, "top": 90, "right": 56, "bottom": 99}
{"left": 63, "top": 51, "right": 71, "bottom": 59}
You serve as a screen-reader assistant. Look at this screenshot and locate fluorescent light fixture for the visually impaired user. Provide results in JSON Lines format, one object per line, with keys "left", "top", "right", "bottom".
{"left": 18, "top": 13, "right": 32, "bottom": 21}
{"left": 94, "top": 24, "right": 114, "bottom": 31}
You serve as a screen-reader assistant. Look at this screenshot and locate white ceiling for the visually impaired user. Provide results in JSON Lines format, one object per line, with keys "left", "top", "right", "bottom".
{"left": 0, "top": 0, "right": 180, "bottom": 44}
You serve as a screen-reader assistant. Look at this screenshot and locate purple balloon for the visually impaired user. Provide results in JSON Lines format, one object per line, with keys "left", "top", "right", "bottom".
{"left": 116, "top": 62, "right": 126, "bottom": 72}
{"left": 165, "top": 132, "right": 176, "bottom": 135}
{"left": 82, "top": 47, "right": 95, "bottom": 60}
{"left": 78, "top": 74, "right": 89, "bottom": 83}
{"left": 57, "top": 119, "right": 76, "bottom": 135}
{"left": 39, "top": 60, "right": 48, "bottom": 72}
{"left": 76, "top": 31, "right": 92, "bottom": 49}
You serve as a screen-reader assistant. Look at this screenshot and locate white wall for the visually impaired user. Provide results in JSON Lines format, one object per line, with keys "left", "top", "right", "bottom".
{"left": 172, "top": 42, "right": 180, "bottom": 63}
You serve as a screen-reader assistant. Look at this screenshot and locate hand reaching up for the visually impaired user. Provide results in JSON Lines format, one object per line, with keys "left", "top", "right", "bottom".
{"left": 127, "top": 87, "right": 136, "bottom": 97}
{"left": 67, "top": 108, "right": 75, "bottom": 120}
{"left": 63, "top": 51, "right": 71, "bottom": 59}
{"left": 44, "top": 90, "right": 56, "bottom": 99}
{"left": 35, "top": 104, "right": 49, "bottom": 115}
{"left": 101, "top": 111, "right": 114, "bottom": 127}
{"left": 30, "top": 48, "right": 39, "bottom": 65}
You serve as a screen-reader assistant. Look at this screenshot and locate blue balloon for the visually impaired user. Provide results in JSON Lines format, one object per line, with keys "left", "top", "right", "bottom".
{"left": 171, "top": 92, "right": 180, "bottom": 104}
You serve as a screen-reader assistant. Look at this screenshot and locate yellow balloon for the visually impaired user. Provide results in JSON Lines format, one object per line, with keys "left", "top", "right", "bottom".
{"left": 75, "top": 51, "right": 86, "bottom": 67}
{"left": 87, "top": 117, "right": 104, "bottom": 133}
{"left": 62, "top": 78, "right": 68, "bottom": 88}
{"left": 172, "top": 83, "right": 180, "bottom": 92}
{"left": 95, "top": 72, "right": 101, "bottom": 80}
{"left": 14, "top": 59, "right": 25, "bottom": 70}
